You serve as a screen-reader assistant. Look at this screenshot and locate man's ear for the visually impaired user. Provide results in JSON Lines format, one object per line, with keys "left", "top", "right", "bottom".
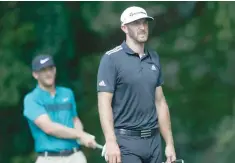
{"left": 32, "top": 72, "right": 38, "bottom": 80}
{"left": 121, "top": 25, "right": 128, "bottom": 34}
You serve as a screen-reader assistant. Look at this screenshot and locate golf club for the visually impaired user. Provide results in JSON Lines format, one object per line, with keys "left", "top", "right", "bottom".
{"left": 162, "top": 159, "right": 184, "bottom": 163}
{"left": 95, "top": 143, "right": 104, "bottom": 150}
{"left": 76, "top": 139, "right": 104, "bottom": 150}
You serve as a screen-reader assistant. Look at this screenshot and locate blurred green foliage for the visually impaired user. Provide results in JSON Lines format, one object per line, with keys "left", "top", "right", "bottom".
{"left": 0, "top": 1, "right": 234, "bottom": 163}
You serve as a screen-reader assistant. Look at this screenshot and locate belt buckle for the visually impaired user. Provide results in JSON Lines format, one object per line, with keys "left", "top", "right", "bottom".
{"left": 60, "top": 149, "right": 71, "bottom": 156}
{"left": 140, "top": 129, "right": 151, "bottom": 138}
{"left": 119, "top": 129, "right": 126, "bottom": 135}
{"left": 60, "top": 148, "right": 77, "bottom": 155}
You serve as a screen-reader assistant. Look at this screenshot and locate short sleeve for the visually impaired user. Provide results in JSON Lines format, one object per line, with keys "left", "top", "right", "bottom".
{"left": 151, "top": 51, "right": 164, "bottom": 87}
{"left": 70, "top": 90, "right": 77, "bottom": 117}
{"left": 156, "top": 63, "right": 164, "bottom": 87}
{"left": 23, "top": 95, "right": 47, "bottom": 122}
{"left": 97, "top": 54, "right": 116, "bottom": 93}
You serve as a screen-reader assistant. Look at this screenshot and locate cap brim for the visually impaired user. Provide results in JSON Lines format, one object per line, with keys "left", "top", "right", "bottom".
{"left": 146, "top": 16, "right": 154, "bottom": 21}
{"left": 33, "top": 62, "right": 55, "bottom": 71}
{"left": 122, "top": 15, "right": 154, "bottom": 25}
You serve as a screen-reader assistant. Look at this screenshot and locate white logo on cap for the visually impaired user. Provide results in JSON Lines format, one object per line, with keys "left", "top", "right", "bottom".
{"left": 40, "top": 58, "right": 49, "bottom": 64}
{"left": 129, "top": 11, "right": 146, "bottom": 17}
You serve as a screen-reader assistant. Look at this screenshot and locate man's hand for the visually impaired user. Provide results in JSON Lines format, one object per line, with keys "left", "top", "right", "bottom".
{"left": 103, "top": 141, "right": 121, "bottom": 163}
{"left": 165, "top": 144, "right": 176, "bottom": 163}
{"left": 78, "top": 132, "right": 97, "bottom": 149}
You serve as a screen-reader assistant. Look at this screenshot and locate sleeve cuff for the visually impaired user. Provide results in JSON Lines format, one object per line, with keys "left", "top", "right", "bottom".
{"left": 97, "top": 87, "right": 114, "bottom": 93}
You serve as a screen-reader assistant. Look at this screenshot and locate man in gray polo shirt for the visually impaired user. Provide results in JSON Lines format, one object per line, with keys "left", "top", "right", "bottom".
{"left": 97, "top": 6, "right": 176, "bottom": 163}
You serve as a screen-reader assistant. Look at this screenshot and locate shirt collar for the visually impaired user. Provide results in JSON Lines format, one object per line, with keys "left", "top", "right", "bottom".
{"left": 36, "top": 84, "right": 57, "bottom": 97}
{"left": 121, "top": 41, "right": 149, "bottom": 56}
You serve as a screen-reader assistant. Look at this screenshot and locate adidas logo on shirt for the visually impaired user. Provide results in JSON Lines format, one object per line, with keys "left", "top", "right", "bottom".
{"left": 151, "top": 65, "right": 157, "bottom": 71}
{"left": 99, "top": 80, "right": 106, "bottom": 86}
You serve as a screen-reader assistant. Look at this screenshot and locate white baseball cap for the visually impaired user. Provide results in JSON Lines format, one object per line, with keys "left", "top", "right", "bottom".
{"left": 120, "top": 6, "right": 154, "bottom": 26}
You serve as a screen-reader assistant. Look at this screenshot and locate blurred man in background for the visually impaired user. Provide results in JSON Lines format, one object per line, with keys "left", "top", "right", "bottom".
{"left": 23, "top": 54, "right": 97, "bottom": 163}
{"left": 97, "top": 6, "right": 176, "bottom": 163}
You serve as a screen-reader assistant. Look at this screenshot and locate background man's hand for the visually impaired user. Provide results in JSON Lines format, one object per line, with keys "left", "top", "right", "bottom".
{"left": 78, "top": 132, "right": 97, "bottom": 149}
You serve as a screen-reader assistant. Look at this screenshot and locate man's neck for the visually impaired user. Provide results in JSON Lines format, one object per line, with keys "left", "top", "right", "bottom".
{"left": 126, "top": 38, "right": 145, "bottom": 55}
{"left": 38, "top": 83, "right": 56, "bottom": 96}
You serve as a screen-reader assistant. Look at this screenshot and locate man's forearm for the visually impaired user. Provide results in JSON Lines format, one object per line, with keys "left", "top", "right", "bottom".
{"left": 73, "top": 117, "right": 84, "bottom": 131}
{"left": 99, "top": 107, "right": 116, "bottom": 142}
{"left": 98, "top": 93, "right": 116, "bottom": 142}
{"left": 45, "top": 122, "right": 82, "bottom": 139}
{"left": 156, "top": 100, "right": 174, "bottom": 146}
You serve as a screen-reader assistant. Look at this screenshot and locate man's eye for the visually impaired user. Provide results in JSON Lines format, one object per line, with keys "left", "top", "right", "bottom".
{"left": 133, "top": 21, "right": 138, "bottom": 25}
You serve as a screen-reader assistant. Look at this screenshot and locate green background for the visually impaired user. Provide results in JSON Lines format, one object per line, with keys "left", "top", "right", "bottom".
{"left": 0, "top": 2, "right": 234, "bottom": 163}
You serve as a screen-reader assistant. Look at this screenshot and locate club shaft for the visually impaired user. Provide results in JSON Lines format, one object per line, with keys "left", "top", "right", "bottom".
{"left": 96, "top": 143, "right": 103, "bottom": 149}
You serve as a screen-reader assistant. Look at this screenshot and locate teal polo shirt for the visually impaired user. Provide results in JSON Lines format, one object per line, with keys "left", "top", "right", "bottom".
{"left": 23, "top": 85, "right": 79, "bottom": 152}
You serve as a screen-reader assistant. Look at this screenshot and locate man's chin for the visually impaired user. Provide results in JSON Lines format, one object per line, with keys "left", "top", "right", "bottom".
{"left": 43, "top": 82, "right": 55, "bottom": 87}
{"left": 137, "top": 35, "right": 148, "bottom": 42}
{"left": 137, "top": 39, "right": 148, "bottom": 43}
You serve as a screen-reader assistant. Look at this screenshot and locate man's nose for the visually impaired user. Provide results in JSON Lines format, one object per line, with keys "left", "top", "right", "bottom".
{"left": 139, "top": 23, "right": 145, "bottom": 30}
{"left": 46, "top": 70, "right": 53, "bottom": 75}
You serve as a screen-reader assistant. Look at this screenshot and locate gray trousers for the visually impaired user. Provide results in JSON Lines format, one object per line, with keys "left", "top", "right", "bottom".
{"left": 116, "top": 131, "right": 162, "bottom": 163}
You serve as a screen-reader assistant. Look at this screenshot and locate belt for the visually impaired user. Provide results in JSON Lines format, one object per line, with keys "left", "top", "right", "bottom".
{"left": 38, "top": 147, "right": 80, "bottom": 157}
{"left": 115, "top": 128, "right": 158, "bottom": 138}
